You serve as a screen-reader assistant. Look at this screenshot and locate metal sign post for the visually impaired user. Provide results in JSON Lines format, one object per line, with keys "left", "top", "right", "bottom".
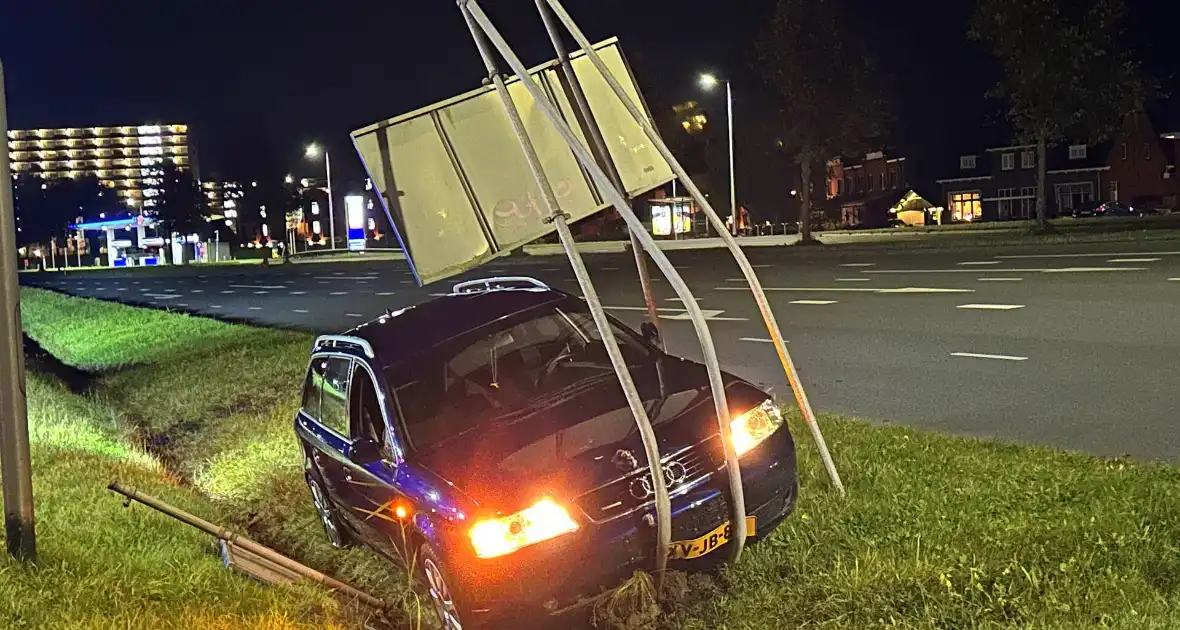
{"left": 458, "top": 7, "right": 674, "bottom": 579}
{"left": 534, "top": 0, "right": 666, "bottom": 352}
{"left": 541, "top": 0, "right": 844, "bottom": 494}
{"left": 461, "top": 0, "right": 749, "bottom": 567}
{"left": 0, "top": 58, "right": 37, "bottom": 562}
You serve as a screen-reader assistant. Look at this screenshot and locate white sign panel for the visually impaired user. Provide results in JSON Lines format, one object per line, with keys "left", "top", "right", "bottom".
{"left": 352, "top": 38, "right": 673, "bottom": 285}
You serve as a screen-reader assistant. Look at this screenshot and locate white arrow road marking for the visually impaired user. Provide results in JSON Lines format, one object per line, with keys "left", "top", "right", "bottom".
{"left": 957, "top": 303, "right": 1026, "bottom": 310}
{"left": 951, "top": 352, "right": 1028, "bottom": 361}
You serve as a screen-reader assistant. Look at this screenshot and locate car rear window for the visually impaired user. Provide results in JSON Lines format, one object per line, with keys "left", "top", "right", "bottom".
{"left": 387, "top": 304, "right": 649, "bottom": 450}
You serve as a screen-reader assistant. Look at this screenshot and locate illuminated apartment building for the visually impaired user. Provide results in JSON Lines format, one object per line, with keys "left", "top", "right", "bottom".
{"left": 201, "top": 180, "right": 244, "bottom": 230}
{"left": 6, "top": 124, "right": 191, "bottom": 210}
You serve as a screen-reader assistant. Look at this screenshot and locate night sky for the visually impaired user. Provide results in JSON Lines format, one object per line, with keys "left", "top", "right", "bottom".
{"left": 2, "top": 0, "right": 1177, "bottom": 204}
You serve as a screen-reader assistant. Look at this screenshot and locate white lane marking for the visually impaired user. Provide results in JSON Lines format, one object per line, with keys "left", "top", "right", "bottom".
{"left": 220, "top": 290, "right": 235, "bottom": 294}
{"left": 163, "top": 288, "right": 178, "bottom": 293}
{"left": 254, "top": 291, "right": 269, "bottom": 295}
{"left": 1044, "top": 266, "right": 1147, "bottom": 273}
{"left": 996, "top": 250, "right": 1180, "bottom": 259}
{"left": 716, "top": 286, "right": 974, "bottom": 294}
{"left": 143, "top": 294, "right": 181, "bottom": 300}
{"left": 248, "top": 307, "right": 262, "bottom": 311}
{"left": 210, "top": 305, "right": 223, "bottom": 309}
{"left": 957, "top": 261, "right": 1002, "bottom": 266}
{"left": 138, "top": 288, "right": 151, "bottom": 292}
{"left": 230, "top": 284, "right": 287, "bottom": 289}
{"left": 541, "top": 267, "right": 561, "bottom": 272}
{"left": 176, "top": 303, "right": 188, "bottom": 307}
{"left": 978, "top": 277, "right": 1023, "bottom": 282}
{"left": 1107, "top": 257, "right": 1160, "bottom": 263}
{"left": 294, "top": 309, "right": 309, "bottom": 314}
{"left": 740, "top": 337, "right": 780, "bottom": 343}
{"left": 957, "top": 303, "right": 1026, "bottom": 310}
{"left": 346, "top": 313, "right": 365, "bottom": 318}
{"left": 864, "top": 267, "right": 1145, "bottom": 274}
{"left": 117, "top": 288, "right": 128, "bottom": 291}
{"left": 191, "top": 289, "right": 204, "bottom": 293}
{"left": 605, "top": 306, "right": 745, "bottom": 321}
{"left": 876, "top": 287, "right": 975, "bottom": 294}
{"left": 839, "top": 263, "right": 876, "bottom": 267}
{"left": 601, "top": 267, "right": 619, "bottom": 271}
{"left": 377, "top": 292, "right": 396, "bottom": 296}
{"left": 313, "top": 276, "right": 379, "bottom": 281}
{"left": 836, "top": 278, "right": 871, "bottom": 282}
{"left": 951, "top": 352, "right": 1028, "bottom": 362}
{"left": 1169, "top": 278, "right": 1180, "bottom": 281}
{"left": 400, "top": 280, "right": 414, "bottom": 284}
{"left": 665, "top": 297, "right": 701, "bottom": 302}
{"left": 429, "top": 293, "right": 450, "bottom": 297}
{"left": 753, "top": 264, "right": 773, "bottom": 268}
{"left": 290, "top": 291, "right": 307, "bottom": 295}
{"left": 789, "top": 300, "right": 838, "bottom": 305}
{"left": 330, "top": 291, "right": 349, "bottom": 296}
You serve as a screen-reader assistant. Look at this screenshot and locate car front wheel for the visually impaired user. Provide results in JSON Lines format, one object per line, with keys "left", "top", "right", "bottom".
{"left": 419, "top": 543, "right": 468, "bottom": 630}
{"left": 305, "top": 473, "right": 350, "bottom": 548}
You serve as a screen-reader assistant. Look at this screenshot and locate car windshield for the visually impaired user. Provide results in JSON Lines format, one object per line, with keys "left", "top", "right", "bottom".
{"left": 386, "top": 304, "right": 651, "bottom": 451}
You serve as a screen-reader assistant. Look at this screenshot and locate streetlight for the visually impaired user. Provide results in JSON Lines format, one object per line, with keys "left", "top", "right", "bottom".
{"left": 305, "top": 143, "right": 336, "bottom": 250}
{"left": 284, "top": 174, "right": 294, "bottom": 185}
{"left": 699, "top": 73, "right": 736, "bottom": 235}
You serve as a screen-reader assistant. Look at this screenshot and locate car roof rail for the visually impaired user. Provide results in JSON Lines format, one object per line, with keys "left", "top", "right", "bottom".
{"left": 314, "top": 335, "right": 376, "bottom": 359}
{"left": 452, "top": 276, "right": 551, "bottom": 295}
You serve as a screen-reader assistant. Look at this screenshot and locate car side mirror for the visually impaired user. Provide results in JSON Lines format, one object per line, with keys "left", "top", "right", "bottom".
{"left": 640, "top": 321, "right": 661, "bottom": 347}
{"left": 350, "top": 437, "right": 383, "bottom": 465}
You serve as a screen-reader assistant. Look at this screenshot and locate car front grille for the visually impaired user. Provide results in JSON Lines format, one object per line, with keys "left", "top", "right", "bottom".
{"left": 575, "top": 435, "right": 723, "bottom": 523}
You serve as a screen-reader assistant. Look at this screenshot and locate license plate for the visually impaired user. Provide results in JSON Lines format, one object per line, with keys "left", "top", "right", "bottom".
{"left": 669, "top": 516, "right": 756, "bottom": 560}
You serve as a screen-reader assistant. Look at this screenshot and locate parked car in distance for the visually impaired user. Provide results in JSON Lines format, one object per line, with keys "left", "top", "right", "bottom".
{"left": 1071, "top": 200, "right": 1145, "bottom": 218}
{"left": 294, "top": 276, "right": 798, "bottom": 629}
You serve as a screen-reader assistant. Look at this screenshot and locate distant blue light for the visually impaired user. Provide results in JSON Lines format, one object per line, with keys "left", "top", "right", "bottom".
{"left": 70, "top": 216, "right": 156, "bottom": 231}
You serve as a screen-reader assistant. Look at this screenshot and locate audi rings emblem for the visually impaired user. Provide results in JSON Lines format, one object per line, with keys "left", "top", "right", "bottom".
{"left": 629, "top": 461, "right": 689, "bottom": 500}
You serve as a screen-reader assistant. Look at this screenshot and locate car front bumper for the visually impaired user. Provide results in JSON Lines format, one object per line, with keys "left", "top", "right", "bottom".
{"left": 456, "top": 427, "right": 798, "bottom": 621}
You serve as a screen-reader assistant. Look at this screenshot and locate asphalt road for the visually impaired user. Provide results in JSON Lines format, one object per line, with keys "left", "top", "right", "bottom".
{"left": 23, "top": 242, "right": 1180, "bottom": 462}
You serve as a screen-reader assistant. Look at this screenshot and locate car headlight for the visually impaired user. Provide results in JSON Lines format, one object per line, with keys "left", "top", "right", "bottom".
{"left": 469, "top": 498, "right": 578, "bottom": 559}
{"left": 730, "top": 400, "right": 784, "bottom": 457}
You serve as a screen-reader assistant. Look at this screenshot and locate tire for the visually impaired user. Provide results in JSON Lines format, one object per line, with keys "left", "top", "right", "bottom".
{"left": 418, "top": 543, "right": 472, "bottom": 630}
{"left": 305, "top": 472, "right": 351, "bottom": 549}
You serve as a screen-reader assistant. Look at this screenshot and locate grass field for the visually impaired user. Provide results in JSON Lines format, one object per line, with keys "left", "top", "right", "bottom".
{"left": 16, "top": 287, "right": 1180, "bottom": 629}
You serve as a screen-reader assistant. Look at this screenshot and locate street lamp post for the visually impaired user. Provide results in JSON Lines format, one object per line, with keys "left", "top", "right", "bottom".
{"left": 305, "top": 144, "right": 336, "bottom": 250}
{"left": 700, "top": 74, "right": 736, "bottom": 235}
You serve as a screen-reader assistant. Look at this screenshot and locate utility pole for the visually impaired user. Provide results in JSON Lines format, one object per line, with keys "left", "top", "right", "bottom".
{"left": 0, "top": 58, "right": 37, "bottom": 562}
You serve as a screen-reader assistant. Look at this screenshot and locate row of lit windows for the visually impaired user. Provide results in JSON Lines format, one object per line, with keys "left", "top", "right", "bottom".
{"left": 11, "top": 157, "right": 179, "bottom": 169}
{"left": 8, "top": 136, "right": 186, "bottom": 150}
{"left": 9, "top": 166, "right": 178, "bottom": 181}
{"left": 9, "top": 146, "right": 187, "bottom": 159}
{"left": 6, "top": 125, "right": 187, "bottom": 139}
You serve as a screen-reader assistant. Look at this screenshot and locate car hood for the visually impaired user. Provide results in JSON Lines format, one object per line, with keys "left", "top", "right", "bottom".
{"left": 413, "top": 357, "right": 768, "bottom": 514}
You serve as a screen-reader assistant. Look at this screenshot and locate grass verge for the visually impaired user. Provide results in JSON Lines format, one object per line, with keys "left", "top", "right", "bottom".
{"left": 18, "top": 287, "right": 1180, "bottom": 629}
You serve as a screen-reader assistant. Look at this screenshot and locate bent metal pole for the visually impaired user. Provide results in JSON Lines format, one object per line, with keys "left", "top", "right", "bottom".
{"left": 463, "top": 0, "right": 750, "bottom": 562}
{"left": 533, "top": 0, "right": 666, "bottom": 353}
{"left": 0, "top": 58, "right": 37, "bottom": 563}
{"left": 457, "top": 5, "right": 674, "bottom": 579}
{"left": 542, "top": 0, "right": 844, "bottom": 494}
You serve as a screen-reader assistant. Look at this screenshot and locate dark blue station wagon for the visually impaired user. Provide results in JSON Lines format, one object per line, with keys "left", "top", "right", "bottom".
{"left": 294, "top": 277, "right": 798, "bottom": 629}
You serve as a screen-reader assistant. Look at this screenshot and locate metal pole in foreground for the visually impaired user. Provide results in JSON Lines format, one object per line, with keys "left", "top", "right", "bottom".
{"left": 464, "top": 0, "right": 748, "bottom": 561}
{"left": 726, "top": 80, "right": 737, "bottom": 235}
{"left": 0, "top": 59, "right": 37, "bottom": 562}
{"left": 325, "top": 152, "right": 337, "bottom": 250}
{"left": 533, "top": 0, "right": 665, "bottom": 352}
{"left": 542, "top": 0, "right": 844, "bottom": 494}
{"left": 458, "top": 4, "right": 675, "bottom": 580}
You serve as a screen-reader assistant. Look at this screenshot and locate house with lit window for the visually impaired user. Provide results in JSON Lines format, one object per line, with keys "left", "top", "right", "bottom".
{"left": 824, "top": 151, "right": 910, "bottom": 227}
{"left": 936, "top": 112, "right": 1173, "bottom": 221}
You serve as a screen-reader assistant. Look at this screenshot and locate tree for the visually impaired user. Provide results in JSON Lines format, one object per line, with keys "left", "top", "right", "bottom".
{"left": 754, "top": 0, "right": 887, "bottom": 243}
{"left": 239, "top": 179, "right": 302, "bottom": 246}
{"left": 970, "top": 0, "right": 1150, "bottom": 229}
{"left": 155, "top": 161, "right": 210, "bottom": 242}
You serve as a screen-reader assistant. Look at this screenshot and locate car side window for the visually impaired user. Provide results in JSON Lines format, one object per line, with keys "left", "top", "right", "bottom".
{"left": 301, "top": 364, "right": 322, "bottom": 420}
{"left": 314, "top": 356, "right": 353, "bottom": 436}
{"left": 349, "top": 367, "right": 387, "bottom": 452}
